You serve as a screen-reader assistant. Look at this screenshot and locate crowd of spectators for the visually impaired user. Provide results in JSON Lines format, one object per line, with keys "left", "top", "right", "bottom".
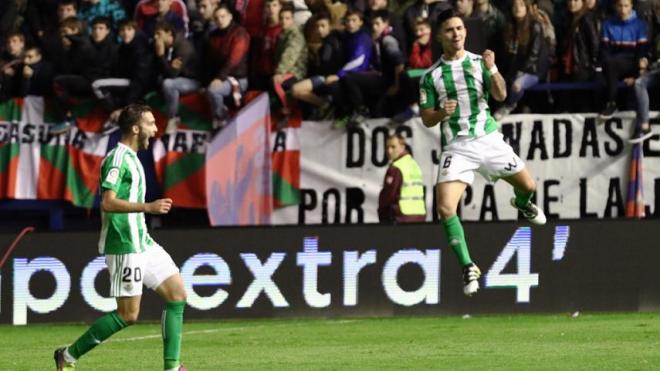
{"left": 0, "top": 0, "right": 659, "bottom": 140}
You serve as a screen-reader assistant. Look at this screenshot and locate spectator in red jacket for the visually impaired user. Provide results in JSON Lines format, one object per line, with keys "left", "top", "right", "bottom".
{"left": 250, "top": 0, "right": 283, "bottom": 90}
{"left": 205, "top": 4, "right": 250, "bottom": 129}
{"left": 408, "top": 18, "right": 433, "bottom": 68}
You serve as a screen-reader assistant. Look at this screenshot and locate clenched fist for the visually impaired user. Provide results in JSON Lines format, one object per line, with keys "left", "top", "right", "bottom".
{"left": 442, "top": 99, "right": 458, "bottom": 117}
{"left": 146, "top": 198, "right": 173, "bottom": 214}
{"left": 483, "top": 49, "right": 496, "bottom": 69}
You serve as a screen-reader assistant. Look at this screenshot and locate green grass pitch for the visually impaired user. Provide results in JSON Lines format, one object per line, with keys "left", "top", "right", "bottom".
{"left": 2, "top": 312, "right": 659, "bottom": 370}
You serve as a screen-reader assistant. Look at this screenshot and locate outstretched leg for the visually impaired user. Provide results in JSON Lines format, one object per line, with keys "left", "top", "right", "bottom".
{"left": 55, "top": 296, "right": 140, "bottom": 370}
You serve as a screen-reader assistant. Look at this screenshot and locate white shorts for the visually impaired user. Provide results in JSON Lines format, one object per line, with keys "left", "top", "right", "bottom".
{"left": 436, "top": 131, "right": 525, "bottom": 185}
{"left": 106, "top": 244, "right": 179, "bottom": 297}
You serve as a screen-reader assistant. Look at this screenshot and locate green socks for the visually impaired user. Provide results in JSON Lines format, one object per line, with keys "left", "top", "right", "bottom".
{"left": 514, "top": 188, "right": 534, "bottom": 209}
{"left": 163, "top": 301, "right": 186, "bottom": 370}
{"left": 68, "top": 311, "right": 128, "bottom": 359}
{"left": 442, "top": 215, "right": 472, "bottom": 266}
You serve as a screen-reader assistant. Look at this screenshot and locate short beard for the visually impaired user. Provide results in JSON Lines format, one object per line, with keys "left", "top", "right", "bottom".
{"left": 137, "top": 130, "right": 150, "bottom": 150}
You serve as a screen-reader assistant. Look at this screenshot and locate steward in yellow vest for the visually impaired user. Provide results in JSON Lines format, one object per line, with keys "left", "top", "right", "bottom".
{"left": 378, "top": 134, "right": 426, "bottom": 222}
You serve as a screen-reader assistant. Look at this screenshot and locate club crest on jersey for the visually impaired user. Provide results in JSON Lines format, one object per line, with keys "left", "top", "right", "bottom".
{"left": 420, "top": 89, "right": 427, "bottom": 105}
{"left": 106, "top": 168, "right": 120, "bottom": 185}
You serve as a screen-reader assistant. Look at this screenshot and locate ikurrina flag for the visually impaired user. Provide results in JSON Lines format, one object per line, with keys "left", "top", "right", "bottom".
{"left": 205, "top": 92, "right": 272, "bottom": 225}
{"left": 271, "top": 101, "right": 300, "bottom": 208}
{"left": 625, "top": 143, "right": 645, "bottom": 218}
{"left": 149, "top": 93, "right": 212, "bottom": 208}
{"left": 0, "top": 97, "right": 109, "bottom": 207}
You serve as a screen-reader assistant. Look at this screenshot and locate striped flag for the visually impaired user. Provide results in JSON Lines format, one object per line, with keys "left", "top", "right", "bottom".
{"left": 0, "top": 97, "right": 109, "bottom": 207}
{"left": 271, "top": 107, "right": 300, "bottom": 208}
{"left": 625, "top": 143, "right": 645, "bottom": 218}
{"left": 150, "top": 92, "right": 212, "bottom": 208}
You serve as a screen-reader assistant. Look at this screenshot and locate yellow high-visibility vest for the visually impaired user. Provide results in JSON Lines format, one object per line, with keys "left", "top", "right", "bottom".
{"left": 392, "top": 154, "right": 426, "bottom": 216}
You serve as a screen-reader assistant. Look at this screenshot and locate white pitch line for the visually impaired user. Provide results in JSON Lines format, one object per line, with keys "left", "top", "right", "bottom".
{"left": 59, "top": 319, "right": 357, "bottom": 347}
{"left": 109, "top": 327, "right": 252, "bottom": 343}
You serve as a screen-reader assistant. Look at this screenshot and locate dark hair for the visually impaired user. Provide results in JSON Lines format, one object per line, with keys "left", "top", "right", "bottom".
{"left": 5, "top": 31, "right": 25, "bottom": 43}
{"left": 214, "top": 3, "right": 239, "bottom": 22}
{"left": 371, "top": 9, "right": 391, "bottom": 23}
{"left": 415, "top": 17, "right": 431, "bottom": 28}
{"left": 436, "top": 8, "right": 461, "bottom": 28}
{"left": 58, "top": 0, "right": 78, "bottom": 9}
{"left": 279, "top": 3, "right": 295, "bottom": 15}
{"left": 345, "top": 9, "right": 364, "bottom": 21}
{"left": 91, "top": 16, "right": 112, "bottom": 29}
{"left": 315, "top": 11, "right": 332, "bottom": 23}
{"left": 154, "top": 21, "right": 176, "bottom": 35}
{"left": 60, "top": 16, "right": 83, "bottom": 32}
{"left": 117, "top": 104, "right": 151, "bottom": 134}
{"left": 26, "top": 45, "right": 42, "bottom": 54}
{"left": 118, "top": 19, "right": 137, "bottom": 29}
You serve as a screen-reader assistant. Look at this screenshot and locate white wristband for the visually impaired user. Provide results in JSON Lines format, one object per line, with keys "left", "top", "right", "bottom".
{"left": 488, "top": 65, "right": 499, "bottom": 75}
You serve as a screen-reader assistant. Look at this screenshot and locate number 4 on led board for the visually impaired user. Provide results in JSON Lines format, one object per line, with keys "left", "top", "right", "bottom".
{"left": 484, "top": 227, "right": 538, "bottom": 303}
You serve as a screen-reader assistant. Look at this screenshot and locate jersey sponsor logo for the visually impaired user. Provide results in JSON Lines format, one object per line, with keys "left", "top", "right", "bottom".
{"left": 106, "top": 168, "right": 120, "bottom": 185}
{"left": 386, "top": 176, "right": 393, "bottom": 184}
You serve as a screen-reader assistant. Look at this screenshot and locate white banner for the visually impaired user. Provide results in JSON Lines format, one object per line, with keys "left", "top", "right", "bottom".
{"left": 272, "top": 113, "right": 660, "bottom": 224}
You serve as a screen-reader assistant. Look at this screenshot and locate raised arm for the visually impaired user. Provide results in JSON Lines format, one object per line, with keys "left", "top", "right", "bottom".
{"left": 483, "top": 49, "right": 506, "bottom": 102}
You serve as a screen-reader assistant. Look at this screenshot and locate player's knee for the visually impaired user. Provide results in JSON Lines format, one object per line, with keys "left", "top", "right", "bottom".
{"left": 436, "top": 202, "right": 457, "bottom": 220}
{"left": 117, "top": 309, "right": 139, "bottom": 325}
{"left": 171, "top": 290, "right": 187, "bottom": 302}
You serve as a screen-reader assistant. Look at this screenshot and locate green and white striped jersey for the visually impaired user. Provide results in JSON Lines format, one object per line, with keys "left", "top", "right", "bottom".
{"left": 419, "top": 51, "right": 498, "bottom": 146}
{"left": 98, "top": 142, "right": 154, "bottom": 255}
